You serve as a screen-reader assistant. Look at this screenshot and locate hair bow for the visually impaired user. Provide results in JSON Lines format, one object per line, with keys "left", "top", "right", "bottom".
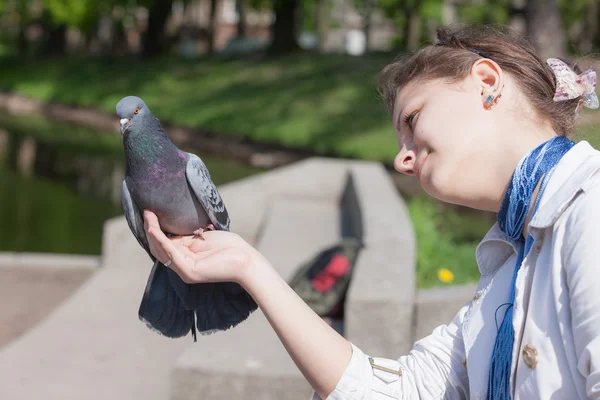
{"left": 546, "top": 58, "right": 599, "bottom": 109}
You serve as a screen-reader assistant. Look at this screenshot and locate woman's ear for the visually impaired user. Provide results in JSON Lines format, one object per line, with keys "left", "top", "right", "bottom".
{"left": 471, "top": 58, "right": 504, "bottom": 94}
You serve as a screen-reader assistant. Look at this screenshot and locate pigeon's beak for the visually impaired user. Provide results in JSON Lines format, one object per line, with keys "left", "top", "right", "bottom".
{"left": 120, "top": 118, "right": 130, "bottom": 136}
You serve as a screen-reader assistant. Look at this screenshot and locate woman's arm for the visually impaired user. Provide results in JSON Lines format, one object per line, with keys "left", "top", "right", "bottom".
{"left": 241, "top": 259, "right": 353, "bottom": 399}
{"left": 143, "top": 210, "right": 469, "bottom": 399}
{"left": 144, "top": 210, "right": 351, "bottom": 398}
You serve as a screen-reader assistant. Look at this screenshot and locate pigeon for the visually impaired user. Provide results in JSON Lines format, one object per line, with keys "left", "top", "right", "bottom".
{"left": 116, "top": 95, "right": 258, "bottom": 340}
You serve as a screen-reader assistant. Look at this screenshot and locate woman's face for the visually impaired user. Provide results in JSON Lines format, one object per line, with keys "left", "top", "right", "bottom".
{"left": 392, "top": 75, "right": 507, "bottom": 211}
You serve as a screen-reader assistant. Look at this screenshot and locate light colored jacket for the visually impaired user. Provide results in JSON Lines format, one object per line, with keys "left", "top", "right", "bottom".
{"left": 314, "top": 140, "right": 600, "bottom": 399}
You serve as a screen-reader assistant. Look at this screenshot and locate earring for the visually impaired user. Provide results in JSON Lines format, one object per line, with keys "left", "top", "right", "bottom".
{"left": 483, "top": 86, "right": 503, "bottom": 110}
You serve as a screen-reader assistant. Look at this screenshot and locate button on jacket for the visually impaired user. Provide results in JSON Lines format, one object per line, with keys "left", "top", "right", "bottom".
{"left": 313, "top": 141, "right": 600, "bottom": 400}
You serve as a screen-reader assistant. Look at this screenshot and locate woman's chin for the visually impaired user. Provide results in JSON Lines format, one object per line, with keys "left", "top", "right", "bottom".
{"left": 421, "top": 180, "right": 462, "bottom": 206}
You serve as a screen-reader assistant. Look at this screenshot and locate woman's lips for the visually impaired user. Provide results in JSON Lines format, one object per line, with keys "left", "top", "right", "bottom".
{"left": 414, "top": 154, "right": 428, "bottom": 179}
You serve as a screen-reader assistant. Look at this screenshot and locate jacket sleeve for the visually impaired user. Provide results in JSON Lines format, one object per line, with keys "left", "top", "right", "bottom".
{"left": 311, "top": 304, "right": 470, "bottom": 400}
{"left": 561, "top": 183, "right": 600, "bottom": 399}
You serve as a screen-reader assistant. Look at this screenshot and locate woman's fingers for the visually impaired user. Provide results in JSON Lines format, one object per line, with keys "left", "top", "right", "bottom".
{"left": 143, "top": 210, "right": 180, "bottom": 264}
{"left": 141, "top": 210, "right": 251, "bottom": 284}
{"left": 143, "top": 211, "right": 167, "bottom": 262}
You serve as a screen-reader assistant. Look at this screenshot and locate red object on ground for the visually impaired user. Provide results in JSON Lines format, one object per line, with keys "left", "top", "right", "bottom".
{"left": 311, "top": 255, "right": 350, "bottom": 293}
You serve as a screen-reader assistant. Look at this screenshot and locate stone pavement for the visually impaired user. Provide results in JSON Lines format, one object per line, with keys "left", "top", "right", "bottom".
{"left": 0, "top": 218, "right": 191, "bottom": 400}
{"left": 0, "top": 266, "right": 92, "bottom": 349}
{"left": 0, "top": 156, "right": 476, "bottom": 400}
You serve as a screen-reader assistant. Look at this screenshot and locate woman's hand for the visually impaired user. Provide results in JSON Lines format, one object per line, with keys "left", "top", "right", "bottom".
{"left": 143, "top": 210, "right": 266, "bottom": 285}
{"left": 143, "top": 210, "right": 351, "bottom": 399}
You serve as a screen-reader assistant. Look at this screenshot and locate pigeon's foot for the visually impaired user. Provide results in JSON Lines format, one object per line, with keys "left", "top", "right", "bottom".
{"left": 193, "top": 224, "right": 215, "bottom": 239}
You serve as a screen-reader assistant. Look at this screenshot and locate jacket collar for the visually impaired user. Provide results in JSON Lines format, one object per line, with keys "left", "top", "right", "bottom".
{"left": 475, "top": 140, "right": 600, "bottom": 275}
{"left": 529, "top": 140, "right": 600, "bottom": 229}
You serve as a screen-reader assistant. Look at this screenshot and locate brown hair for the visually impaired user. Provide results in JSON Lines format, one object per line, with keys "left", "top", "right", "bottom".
{"left": 378, "top": 24, "right": 584, "bottom": 136}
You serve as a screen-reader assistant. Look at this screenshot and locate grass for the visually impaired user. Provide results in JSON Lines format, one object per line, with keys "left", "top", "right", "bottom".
{"left": 0, "top": 54, "right": 399, "bottom": 162}
{"left": 406, "top": 196, "right": 495, "bottom": 288}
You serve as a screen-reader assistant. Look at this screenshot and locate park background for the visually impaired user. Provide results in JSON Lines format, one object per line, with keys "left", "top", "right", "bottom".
{"left": 1, "top": 0, "right": 600, "bottom": 347}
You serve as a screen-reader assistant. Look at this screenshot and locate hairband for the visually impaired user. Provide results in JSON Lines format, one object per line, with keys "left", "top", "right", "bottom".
{"left": 434, "top": 40, "right": 493, "bottom": 60}
{"left": 546, "top": 58, "right": 599, "bottom": 109}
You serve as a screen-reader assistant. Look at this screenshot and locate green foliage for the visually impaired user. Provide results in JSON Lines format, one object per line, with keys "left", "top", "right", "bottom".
{"left": 454, "top": 0, "right": 511, "bottom": 25}
{"left": 406, "top": 196, "right": 488, "bottom": 288}
{"left": 41, "top": 0, "right": 114, "bottom": 32}
{"left": 418, "top": 0, "right": 442, "bottom": 22}
{"left": 0, "top": 54, "right": 399, "bottom": 162}
{"left": 560, "top": 0, "right": 594, "bottom": 31}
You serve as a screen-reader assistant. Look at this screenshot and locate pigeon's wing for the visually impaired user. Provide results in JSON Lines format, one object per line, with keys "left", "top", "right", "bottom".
{"left": 123, "top": 180, "right": 196, "bottom": 339}
{"left": 185, "top": 153, "right": 230, "bottom": 231}
{"left": 122, "top": 179, "right": 153, "bottom": 259}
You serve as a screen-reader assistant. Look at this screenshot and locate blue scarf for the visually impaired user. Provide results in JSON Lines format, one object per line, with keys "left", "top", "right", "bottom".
{"left": 487, "top": 135, "right": 575, "bottom": 399}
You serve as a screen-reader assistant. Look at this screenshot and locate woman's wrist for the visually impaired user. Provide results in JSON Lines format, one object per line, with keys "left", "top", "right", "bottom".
{"left": 236, "top": 249, "right": 272, "bottom": 288}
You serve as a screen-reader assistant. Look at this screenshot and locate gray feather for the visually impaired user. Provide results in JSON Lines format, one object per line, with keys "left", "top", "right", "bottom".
{"left": 185, "top": 153, "right": 230, "bottom": 231}
{"left": 122, "top": 180, "right": 151, "bottom": 258}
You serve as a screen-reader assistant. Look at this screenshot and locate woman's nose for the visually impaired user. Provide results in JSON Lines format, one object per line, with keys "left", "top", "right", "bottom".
{"left": 394, "top": 148, "right": 416, "bottom": 175}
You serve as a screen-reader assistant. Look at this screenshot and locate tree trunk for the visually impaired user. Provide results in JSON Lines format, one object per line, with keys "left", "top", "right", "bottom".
{"left": 442, "top": 0, "right": 456, "bottom": 25}
{"left": 112, "top": 19, "right": 130, "bottom": 54}
{"left": 508, "top": 0, "right": 527, "bottom": 35}
{"left": 267, "top": 0, "right": 300, "bottom": 56}
{"left": 142, "top": 0, "right": 175, "bottom": 58}
{"left": 16, "top": 1, "right": 29, "bottom": 56}
{"left": 525, "top": 0, "right": 566, "bottom": 60}
{"left": 207, "top": 0, "right": 218, "bottom": 55}
{"left": 595, "top": 1, "right": 600, "bottom": 50}
{"left": 315, "top": 0, "right": 328, "bottom": 53}
{"left": 236, "top": 0, "right": 247, "bottom": 38}
{"left": 406, "top": 13, "right": 421, "bottom": 52}
{"left": 580, "top": 0, "right": 598, "bottom": 53}
{"left": 17, "top": 24, "right": 28, "bottom": 56}
{"left": 362, "top": 2, "right": 374, "bottom": 53}
{"left": 43, "top": 24, "right": 67, "bottom": 56}
{"left": 40, "top": 10, "right": 67, "bottom": 57}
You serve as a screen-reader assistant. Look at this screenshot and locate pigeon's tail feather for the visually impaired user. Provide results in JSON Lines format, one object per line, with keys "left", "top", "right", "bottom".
{"left": 138, "top": 261, "right": 195, "bottom": 339}
{"left": 166, "top": 272, "right": 258, "bottom": 333}
{"left": 195, "top": 282, "right": 258, "bottom": 333}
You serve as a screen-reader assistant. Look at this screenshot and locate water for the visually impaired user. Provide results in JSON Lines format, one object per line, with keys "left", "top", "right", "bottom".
{"left": 0, "top": 111, "right": 263, "bottom": 255}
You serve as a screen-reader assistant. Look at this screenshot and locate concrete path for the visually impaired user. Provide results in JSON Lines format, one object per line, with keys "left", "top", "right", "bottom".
{"left": 0, "top": 266, "right": 92, "bottom": 349}
{"left": 0, "top": 218, "right": 190, "bottom": 400}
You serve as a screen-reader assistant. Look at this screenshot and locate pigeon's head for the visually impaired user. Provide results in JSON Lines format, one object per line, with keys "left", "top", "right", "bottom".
{"left": 116, "top": 96, "right": 150, "bottom": 136}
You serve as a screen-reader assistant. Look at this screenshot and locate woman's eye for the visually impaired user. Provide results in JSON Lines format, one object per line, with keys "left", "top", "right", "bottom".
{"left": 403, "top": 111, "right": 417, "bottom": 129}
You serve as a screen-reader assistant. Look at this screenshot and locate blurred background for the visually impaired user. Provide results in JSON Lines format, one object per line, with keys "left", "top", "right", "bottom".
{"left": 1, "top": 0, "right": 599, "bottom": 349}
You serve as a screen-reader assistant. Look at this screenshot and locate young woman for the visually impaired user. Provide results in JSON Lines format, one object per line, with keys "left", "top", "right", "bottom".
{"left": 143, "top": 25, "right": 600, "bottom": 399}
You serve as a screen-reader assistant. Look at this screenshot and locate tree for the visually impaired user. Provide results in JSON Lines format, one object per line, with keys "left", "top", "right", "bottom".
{"left": 379, "top": 0, "right": 427, "bottom": 52}
{"left": 40, "top": 8, "right": 67, "bottom": 56}
{"left": 526, "top": 0, "right": 566, "bottom": 59}
{"left": 266, "top": 0, "right": 301, "bottom": 55}
{"left": 354, "top": 0, "right": 378, "bottom": 53}
{"left": 315, "top": 0, "right": 328, "bottom": 52}
{"left": 206, "top": 0, "right": 218, "bottom": 55}
{"left": 141, "top": 0, "right": 175, "bottom": 58}
{"left": 558, "top": 0, "right": 598, "bottom": 54}
{"left": 236, "top": 0, "right": 247, "bottom": 38}
{"left": 40, "top": 0, "right": 123, "bottom": 56}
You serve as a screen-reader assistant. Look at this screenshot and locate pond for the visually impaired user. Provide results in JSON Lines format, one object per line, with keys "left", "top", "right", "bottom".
{"left": 0, "top": 111, "right": 264, "bottom": 255}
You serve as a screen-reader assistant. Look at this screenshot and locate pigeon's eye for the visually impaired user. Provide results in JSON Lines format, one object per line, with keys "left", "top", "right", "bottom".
{"left": 134, "top": 108, "right": 139, "bottom": 115}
